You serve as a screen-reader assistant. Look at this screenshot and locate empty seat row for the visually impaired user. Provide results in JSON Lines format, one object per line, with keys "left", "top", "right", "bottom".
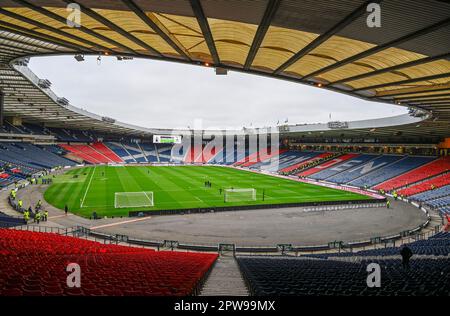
{"left": 409, "top": 185, "right": 450, "bottom": 202}
{"left": 237, "top": 256, "right": 449, "bottom": 296}
{"left": 0, "top": 229, "right": 218, "bottom": 296}
{"left": 348, "top": 156, "right": 435, "bottom": 188}
{"left": 398, "top": 173, "right": 450, "bottom": 197}
{"left": 374, "top": 156, "right": 450, "bottom": 191}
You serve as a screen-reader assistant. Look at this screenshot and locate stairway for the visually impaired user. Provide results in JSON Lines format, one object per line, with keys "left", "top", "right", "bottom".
{"left": 200, "top": 255, "right": 249, "bottom": 296}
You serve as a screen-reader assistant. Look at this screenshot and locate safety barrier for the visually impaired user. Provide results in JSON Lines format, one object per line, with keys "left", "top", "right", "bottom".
{"left": 3, "top": 220, "right": 441, "bottom": 256}
{"left": 129, "top": 198, "right": 385, "bottom": 217}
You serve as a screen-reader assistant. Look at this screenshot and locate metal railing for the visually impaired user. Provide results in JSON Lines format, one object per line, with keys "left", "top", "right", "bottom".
{"left": 2, "top": 220, "right": 443, "bottom": 256}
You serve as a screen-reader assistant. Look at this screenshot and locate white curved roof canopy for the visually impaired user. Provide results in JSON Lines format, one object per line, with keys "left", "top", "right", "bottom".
{"left": 0, "top": 0, "right": 448, "bottom": 142}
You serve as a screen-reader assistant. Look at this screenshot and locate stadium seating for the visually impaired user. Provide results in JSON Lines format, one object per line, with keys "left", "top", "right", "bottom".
{"left": 140, "top": 143, "right": 159, "bottom": 162}
{"left": 233, "top": 146, "right": 268, "bottom": 167}
{"left": 1, "top": 122, "right": 27, "bottom": 134}
{"left": 0, "top": 143, "right": 75, "bottom": 176}
{"left": 232, "top": 144, "right": 256, "bottom": 165}
{"left": 19, "top": 143, "right": 75, "bottom": 167}
{"left": 210, "top": 143, "right": 239, "bottom": 164}
{"left": 39, "top": 144, "right": 66, "bottom": 156}
{"left": 422, "top": 195, "right": 450, "bottom": 213}
{"left": 91, "top": 142, "right": 124, "bottom": 163}
{"left": 121, "top": 143, "right": 147, "bottom": 162}
{"left": 291, "top": 153, "right": 336, "bottom": 175}
{"left": 0, "top": 229, "right": 217, "bottom": 296}
{"left": 0, "top": 172, "right": 10, "bottom": 186}
{"left": 184, "top": 145, "right": 197, "bottom": 163}
{"left": 309, "top": 154, "right": 377, "bottom": 180}
{"left": 409, "top": 185, "right": 450, "bottom": 217}
{"left": 374, "top": 156, "right": 450, "bottom": 191}
{"left": 105, "top": 142, "right": 136, "bottom": 163}
{"left": 238, "top": 148, "right": 287, "bottom": 168}
{"left": 59, "top": 144, "right": 104, "bottom": 164}
{"left": 309, "top": 232, "right": 450, "bottom": 258}
{"left": 276, "top": 152, "right": 326, "bottom": 173}
{"left": 155, "top": 144, "right": 172, "bottom": 162}
{"left": 326, "top": 155, "right": 404, "bottom": 184}
{"left": 237, "top": 256, "right": 449, "bottom": 296}
{"left": 244, "top": 149, "right": 299, "bottom": 171}
{"left": 21, "top": 123, "right": 50, "bottom": 135}
{"left": 60, "top": 143, "right": 134, "bottom": 164}
{"left": 46, "top": 127, "right": 78, "bottom": 142}
{"left": 397, "top": 173, "right": 450, "bottom": 196}
{"left": 195, "top": 141, "right": 218, "bottom": 163}
{"left": 270, "top": 151, "right": 319, "bottom": 172}
{"left": 349, "top": 156, "right": 435, "bottom": 188}
{"left": 0, "top": 166, "right": 23, "bottom": 187}
{"left": 297, "top": 153, "right": 359, "bottom": 177}
{"left": 409, "top": 185, "right": 450, "bottom": 202}
{"left": 0, "top": 213, "right": 24, "bottom": 228}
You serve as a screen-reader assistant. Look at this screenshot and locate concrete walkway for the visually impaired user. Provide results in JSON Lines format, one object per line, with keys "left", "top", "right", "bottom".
{"left": 200, "top": 255, "right": 249, "bottom": 296}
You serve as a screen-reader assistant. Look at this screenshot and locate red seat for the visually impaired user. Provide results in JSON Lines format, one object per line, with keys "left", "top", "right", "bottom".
{"left": 375, "top": 156, "right": 450, "bottom": 191}
{"left": 0, "top": 229, "right": 217, "bottom": 296}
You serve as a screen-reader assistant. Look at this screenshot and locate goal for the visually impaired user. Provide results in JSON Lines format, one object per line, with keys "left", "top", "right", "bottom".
{"left": 114, "top": 192, "right": 154, "bottom": 208}
{"left": 224, "top": 188, "right": 256, "bottom": 203}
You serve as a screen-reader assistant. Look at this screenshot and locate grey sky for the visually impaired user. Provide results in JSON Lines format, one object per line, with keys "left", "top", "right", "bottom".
{"left": 29, "top": 56, "right": 406, "bottom": 130}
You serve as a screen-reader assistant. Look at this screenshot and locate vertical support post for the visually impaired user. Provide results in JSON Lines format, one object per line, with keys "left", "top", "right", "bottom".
{"left": 0, "top": 89, "right": 4, "bottom": 127}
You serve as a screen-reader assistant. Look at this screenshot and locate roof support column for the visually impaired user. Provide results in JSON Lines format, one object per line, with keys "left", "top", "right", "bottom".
{"left": 0, "top": 89, "right": 4, "bottom": 127}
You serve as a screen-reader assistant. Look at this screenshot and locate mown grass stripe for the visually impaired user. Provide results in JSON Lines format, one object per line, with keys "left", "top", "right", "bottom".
{"left": 44, "top": 165, "right": 371, "bottom": 217}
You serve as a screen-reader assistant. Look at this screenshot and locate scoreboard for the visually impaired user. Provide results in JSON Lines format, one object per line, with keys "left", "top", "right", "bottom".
{"left": 153, "top": 135, "right": 182, "bottom": 144}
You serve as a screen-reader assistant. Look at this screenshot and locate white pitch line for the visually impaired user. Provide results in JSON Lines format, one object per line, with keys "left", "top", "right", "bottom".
{"left": 193, "top": 196, "right": 203, "bottom": 202}
{"left": 80, "top": 166, "right": 96, "bottom": 208}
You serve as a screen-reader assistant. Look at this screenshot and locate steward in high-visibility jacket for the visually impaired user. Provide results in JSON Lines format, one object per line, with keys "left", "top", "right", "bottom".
{"left": 35, "top": 212, "right": 41, "bottom": 224}
{"left": 43, "top": 210, "right": 49, "bottom": 222}
{"left": 17, "top": 200, "right": 23, "bottom": 209}
{"left": 23, "top": 210, "right": 29, "bottom": 222}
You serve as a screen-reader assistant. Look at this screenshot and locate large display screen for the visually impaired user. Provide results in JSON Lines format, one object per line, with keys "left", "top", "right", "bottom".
{"left": 153, "top": 135, "right": 182, "bottom": 144}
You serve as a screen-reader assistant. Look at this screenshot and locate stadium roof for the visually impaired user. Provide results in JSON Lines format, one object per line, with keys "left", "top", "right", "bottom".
{"left": 0, "top": 0, "right": 449, "bottom": 140}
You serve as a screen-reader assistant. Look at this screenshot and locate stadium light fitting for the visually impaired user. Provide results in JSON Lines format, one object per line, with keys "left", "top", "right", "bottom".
{"left": 74, "top": 54, "right": 85, "bottom": 62}
{"left": 215, "top": 67, "right": 228, "bottom": 75}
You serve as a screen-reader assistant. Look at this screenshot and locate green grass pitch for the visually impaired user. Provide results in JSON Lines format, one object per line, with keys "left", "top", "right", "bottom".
{"left": 43, "top": 165, "right": 372, "bottom": 218}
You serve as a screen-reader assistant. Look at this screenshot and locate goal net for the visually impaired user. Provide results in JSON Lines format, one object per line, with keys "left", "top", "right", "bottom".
{"left": 224, "top": 188, "right": 256, "bottom": 203}
{"left": 114, "top": 192, "right": 154, "bottom": 208}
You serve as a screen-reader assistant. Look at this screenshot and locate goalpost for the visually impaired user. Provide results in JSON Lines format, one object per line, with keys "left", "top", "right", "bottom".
{"left": 224, "top": 188, "right": 256, "bottom": 203}
{"left": 114, "top": 192, "right": 154, "bottom": 208}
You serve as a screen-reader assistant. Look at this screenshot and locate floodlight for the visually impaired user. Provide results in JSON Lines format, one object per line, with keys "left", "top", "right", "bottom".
{"left": 74, "top": 54, "right": 85, "bottom": 62}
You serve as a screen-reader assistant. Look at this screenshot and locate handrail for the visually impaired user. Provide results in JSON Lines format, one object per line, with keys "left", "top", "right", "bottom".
{"left": 2, "top": 217, "right": 441, "bottom": 254}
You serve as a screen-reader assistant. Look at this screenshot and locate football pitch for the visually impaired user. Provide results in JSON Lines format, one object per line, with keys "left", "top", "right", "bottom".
{"left": 44, "top": 165, "right": 372, "bottom": 217}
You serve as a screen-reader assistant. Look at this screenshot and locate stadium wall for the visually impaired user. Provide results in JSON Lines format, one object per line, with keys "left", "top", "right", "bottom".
{"left": 128, "top": 198, "right": 386, "bottom": 217}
